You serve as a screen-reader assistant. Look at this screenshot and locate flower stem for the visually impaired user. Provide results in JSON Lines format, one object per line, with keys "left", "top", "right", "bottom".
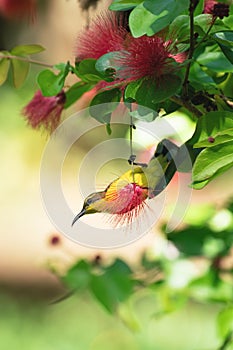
{"left": 0, "top": 54, "right": 54, "bottom": 68}
{"left": 129, "top": 104, "right": 136, "bottom": 183}
{"left": 196, "top": 17, "right": 217, "bottom": 49}
{"left": 170, "top": 95, "right": 203, "bottom": 118}
{"left": 182, "top": 0, "right": 198, "bottom": 98}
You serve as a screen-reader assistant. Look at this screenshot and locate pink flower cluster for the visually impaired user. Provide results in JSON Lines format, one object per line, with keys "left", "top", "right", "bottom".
{"left": 75, "top": 11, "right": 186, "bottom": 85}
{"left": 22, "top": 90, "right": 66, "bottom": 133}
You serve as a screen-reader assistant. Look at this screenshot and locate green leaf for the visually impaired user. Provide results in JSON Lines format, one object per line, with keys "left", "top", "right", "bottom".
{"left": 64, "top": 82, "right": 93, "bottom": 108}
{"left": 189, "top": 62, "right": 216, "bottom": 89}
{"left": 129, "top": 105, "right": 158, "bottom": 122}
{"left": 11, "top": 59, "right": 30, "bottom": 88}
{"left": 129, "top": 3, "right": 158, "bottom": 37}
{"left": 168, "top": 15, "right": 190, "bottom": 42}
{"left": 95, "top": 52, "right": 122, "bottom": 81}
{"left": 90, "top": 259, "right": 134, "bottom": 313}
{"left": 219, "top": 44, "right": 233, "bottom": 65}
{"left": 106, "top": 123, "right": 112, "bottom": 135}
{"left": 37, "top": 69, "right": 65, "bottom": 96}
{"left": 62, "top": 260, "right": 91, "bottom": 290}
{"left": 192, "top": 161, "right": 233, "bottom": 189}
{"left": 197, "top": 50, "right": 233, "bottom": 73}
{"left": 89, "top": 88, "right": 122, "bottom": 123}
{"left": 109, "top": 0, "right": 142, "bottom": 11}
{"left": 213, "top": 31, "right": 233, "bottom": 64}
{"left": 213, "top": 31, "right": 233, "bottom": 47}
{"left": 144, "top": 0, "right": 189, "bottom": 36}
{"left": 194, "top": 111, "right": 233, "bottom": 148}
{"left": 152, "top": 74, "right": 183, "bottom": 102}
{"left": 194, "top": 15, "right": 229, "bottom": 34}
{"left": 218, "top": 307, "right": 233, "bottom": 339}
{"left": 76, "top": 58, "right": 105, "bottom": 83}
{"left": 125, "top": 75, "right": 182, "bottom": 111}
{"left": 0, "top": 56, "right": 10, "bottom": 85}
{"left": 223, "top": 15, "right": 233, "bottom": 30}
{"left": 194, "top": 0, "right": 204, "bottom": 16}
{"left": 11, "top": 44, "right": 45, "bottom": 55}
{"left": 167, "top": 226, "right": 209, "bottom": 256}
{"left": 192, "top": 141, "right": 233, "bottom": 187}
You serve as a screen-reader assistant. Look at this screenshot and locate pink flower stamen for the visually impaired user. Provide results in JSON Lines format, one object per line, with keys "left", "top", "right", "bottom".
{"left": 75, "top": 11, "right": 128, "bottom": 61}
{"left": 22, "top": 90, "right": 66, "bottom": 132}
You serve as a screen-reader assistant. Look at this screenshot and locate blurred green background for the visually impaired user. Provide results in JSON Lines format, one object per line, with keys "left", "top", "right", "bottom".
{"left": 1, "top": 1, "right": 233, "bottom": 349}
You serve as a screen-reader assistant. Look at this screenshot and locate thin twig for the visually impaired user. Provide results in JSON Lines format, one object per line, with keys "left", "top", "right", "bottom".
{"left": 182, "top": 0, "right": 198, "bottom": 97}
{"left": 196, "top": 17, "right": 217, "bottom": 49}
{"left": 129, "top": 104, "right": 135, "bottom": 183}
{"left": 170, "top": 95, "right": 203, "bottom": 118}
{"left": 0, "top": 54, "right": 54, "bottom": 68}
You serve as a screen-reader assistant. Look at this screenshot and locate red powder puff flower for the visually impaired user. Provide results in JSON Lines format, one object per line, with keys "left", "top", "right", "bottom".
{"left": 115, "top": 35, "right": 185, "bottom": 83}
{"left": 203, "top": 0, "right": 217, "bottom": 14}
{"left": 104, "top": 181, "right": 148, "bottom": 226}
{"left": 22, "top": 90, "right": 66, "bottom": 132}
{"left": 75, "top": 11, "right": 128, "bottom": 61}
{"left": 0, "top": 0, "right": 36, "bottom": 21}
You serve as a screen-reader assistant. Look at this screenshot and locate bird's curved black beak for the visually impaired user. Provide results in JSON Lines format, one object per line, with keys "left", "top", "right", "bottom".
{"left": 71, "top": 208, "right": 86, "bottom": 226}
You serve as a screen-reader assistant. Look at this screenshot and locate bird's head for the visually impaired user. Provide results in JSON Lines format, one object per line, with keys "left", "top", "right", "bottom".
{"left": 71, "top": 191, "right": 106, "bottom": 226}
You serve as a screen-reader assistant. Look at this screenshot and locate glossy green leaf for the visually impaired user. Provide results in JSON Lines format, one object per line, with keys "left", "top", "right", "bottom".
{"left": 144, "top": 0, "right": 189, "bottom": 36}
{"left": 11, "top": 44, "right": 45, "bottom": 55}
{"left": 129, "top": 3, "right": 157, "bottom": 37}
{"left": 62, "top": 260, "right": 91, "bottom": 290}
{"left": 223, "top": 15, "right": 233, "bottom": 30}
{"left": 219, "top": 44, "right": 233, "bottom": 64}
{"left": 213, "top": 31, "right": 233, "bottom": 64}
{"left": 89, "top": 88, "right": 121, "bottom": 123}
{"left": 194, "top": 0, "right": 204, "bottom": 16}
{"left": 11, "top": 59, "right": 30, "bottom": 88}
{"left": 125, "top": 75, "right": 181, "bottom": 110}
{"left": 189, "top": 62, "right": 216, "bottom": 89}
{"left": 76, "top": 58, "right": 105, "bottom": 83}
{"left": 95, "top": 51, "right": 121, "bottom": 78}
{"left": 129, "top": 105, "right": 158, "bottom": 122}
{"left": 0, "top": 57, "right": 10, "bottom": 85}
{"left": 197, "top": 51, "right": 233, "bottom": 73}
{"left": 194, "top": 15, "right": 229, "bottom": 34}
{"left": 90, "top": 259, "right": 134, "bottom": 313}
{"left": 124, "top": 79, "right": 142, "bottom": 100}
{"left": 213, "top": 31, "right": 233, "bottom": 47}
{"left": 194, "top": 162, "right": 233, "bottom": 189}
{"left": 37, "top": 69, "right": 65, "bottom": 96}
{"left": 140, "top": 74, "right": 182, "bottom": 104}
{"left": 109, "top": 0, "right": 142, "bottom": 11}
{"left": 217, "top": 307, "right": 233, "bottom": 339}
{"left": 192, "top": 141, "right": 233, "bottom": 187}
{"left": 64, "top": 82, "right": 93, "bottom": 108}
{"left": 153, "top": 74, "right": 183, "bottom": 102}
{"left": 194, "top": 111, "right": 233, "bottom": 148}
{"left": 168, "top": 15, "right": 190, "bottom": 42}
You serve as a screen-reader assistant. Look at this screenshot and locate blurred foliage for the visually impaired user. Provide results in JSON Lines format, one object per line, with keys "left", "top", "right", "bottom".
{"left": 51, "top": 198, "right": 233, "bottom": 349}
{"left": 1, "top": 1, "right": 233, "bottom": 349}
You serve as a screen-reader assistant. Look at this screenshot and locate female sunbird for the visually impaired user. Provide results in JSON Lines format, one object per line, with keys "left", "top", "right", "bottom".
{"left": 72, "top": 139, "right": 180, "bottom": 226}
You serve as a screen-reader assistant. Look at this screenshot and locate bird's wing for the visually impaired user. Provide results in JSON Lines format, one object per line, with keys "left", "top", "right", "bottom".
{"left": 145, "top": 139, "right": 180, "bottom": 198}
{"left": 105, "top": 166, "right": 148, "bottom": 200}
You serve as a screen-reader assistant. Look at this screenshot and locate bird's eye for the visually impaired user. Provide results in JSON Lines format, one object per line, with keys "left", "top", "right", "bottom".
{"left": 86, "top": 198, "right": 93, "bottom": 205}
